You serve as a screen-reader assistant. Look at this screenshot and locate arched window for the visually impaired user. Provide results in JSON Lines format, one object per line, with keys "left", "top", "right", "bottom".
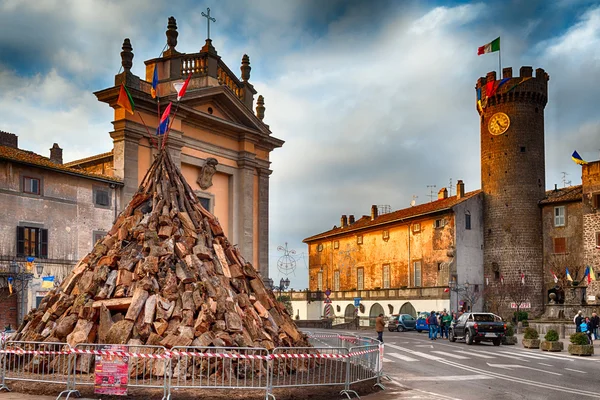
{"left": 399, "top": 302, "right": 417, "bottom": 318}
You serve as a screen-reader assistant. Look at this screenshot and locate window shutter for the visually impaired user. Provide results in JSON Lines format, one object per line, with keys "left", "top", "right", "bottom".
{"left": 41, "top": 229, "right": 48, "bottom": 258}
{"left": 16, "top": 226, "right": 25, "bottom": 257}
{"left": 554, "top": 237, "right": 566, "bottom": 254}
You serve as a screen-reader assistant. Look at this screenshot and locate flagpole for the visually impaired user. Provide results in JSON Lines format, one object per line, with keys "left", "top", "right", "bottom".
{"left": 498, "top": 46, "right": 502, "bottom": 77}
{"left": 137, "top": 112, "right": 159, "bottom": 150}
{"left": 163, "top": 102, "right": 181, "bottom": 150}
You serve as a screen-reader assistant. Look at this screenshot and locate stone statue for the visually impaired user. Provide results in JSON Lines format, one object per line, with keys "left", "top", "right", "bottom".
{"left": 197, "top": 158, "right": 218, "bottom": 190}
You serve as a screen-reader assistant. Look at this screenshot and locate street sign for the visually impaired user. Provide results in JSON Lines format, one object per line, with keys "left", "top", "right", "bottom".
{"left": 510, "top": 302, "right": 531, "bottom": 309}
{"left": 325, "top": 289, "right": 331, "bottom": 297}
{"left": 324, "top": 297, "right": 332, "bottom": 304}
{"left": 354, "top": 297, "right": 361, "bottom": 307}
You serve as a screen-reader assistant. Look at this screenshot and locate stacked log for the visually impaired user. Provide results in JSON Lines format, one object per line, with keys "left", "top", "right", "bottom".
{"left": 15, "top": 150, "right": 309, "bottom": 354}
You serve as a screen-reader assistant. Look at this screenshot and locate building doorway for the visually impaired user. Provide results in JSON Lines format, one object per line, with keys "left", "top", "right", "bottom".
{"left": 399, "top": 302, "right": 417, "bottom": 318}
{"left": 369, "top": 303, "right": 385, "bottom": 327}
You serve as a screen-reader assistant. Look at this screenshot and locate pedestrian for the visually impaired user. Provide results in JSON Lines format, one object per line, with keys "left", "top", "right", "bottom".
{"left": 581, "top": 317, "right": 592, "bottom": 344}
{"left": 428, "top": 311, "right": 439, "bottom": 340}
{"left": 574, "top": 310, "right": 583, "bottom": 333}
{"left": 375, "top": 313, "right": 385, "bottom": 343}
{"left": 590, "top": 312, "right": 599, "bottom": 340}
{"left": 442, "top": 311, "right": 453, "bottom": 339}
{"left": 436, "top": 312, "right": 443, "bottom": 338}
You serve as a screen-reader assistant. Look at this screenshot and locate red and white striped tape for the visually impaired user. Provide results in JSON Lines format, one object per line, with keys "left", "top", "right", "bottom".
{"left": 70, "top": 348, "right": 171, "bottom": 359}
{"left": 168, "top": 350, "right": 270, "bottom": 360}
{"left": 0, "top": 349, "right": 70, "bottom": 356}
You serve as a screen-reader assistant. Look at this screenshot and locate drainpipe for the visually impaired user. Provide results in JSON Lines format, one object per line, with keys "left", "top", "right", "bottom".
{"left": 407, "top": 223, "right": 411, "bottom": 287}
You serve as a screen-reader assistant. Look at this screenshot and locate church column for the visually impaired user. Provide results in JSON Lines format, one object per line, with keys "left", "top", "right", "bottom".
{"left": 110, "top": 122, "right": 142, "bottom": 210}
{"left": 257, "top": 168, "right": 272, "bottom": 280}
{"left": 236, "top": 155, "right": 256, "bottom": 270}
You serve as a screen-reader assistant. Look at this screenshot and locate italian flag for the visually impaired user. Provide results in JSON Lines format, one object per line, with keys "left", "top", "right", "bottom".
{"left": 477, "top": 37, "right": 500, "bottom": 55}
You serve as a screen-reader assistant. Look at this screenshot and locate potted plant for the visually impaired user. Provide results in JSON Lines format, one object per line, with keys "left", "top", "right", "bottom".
{"left": 502, "top": 323, "right": 517, "bottom": 345}
{"left": 522, "top": 327, "right": 540, "bottom": 348}
{"left": 540, "top": 329, "right": 563, "bottom": 352}
{"left": 568, "top": 333, "right": 594, "bottom": 356}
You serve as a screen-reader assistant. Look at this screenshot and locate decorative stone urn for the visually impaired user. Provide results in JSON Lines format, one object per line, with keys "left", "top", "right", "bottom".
{"left": 568, "top": 344, "right": 594, "bottom": 356}
{"left": 502, "top": 335, "right": 518, "bottom": 345}
{"left": 540, "top": 341, "right": 563, "bottom": 352}
{"left": 522, "top": 339, "right": 540, "bottom": 349}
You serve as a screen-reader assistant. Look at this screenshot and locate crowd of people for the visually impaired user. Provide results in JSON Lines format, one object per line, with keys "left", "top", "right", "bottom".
{"left": 574, "top": 310, "right": 599, "bottom": 344}
{"left": 426, "top": 310, "right": 454, "bottom": 340}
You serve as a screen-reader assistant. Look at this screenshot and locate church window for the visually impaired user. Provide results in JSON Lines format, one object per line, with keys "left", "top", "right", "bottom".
{"left": 383, "top": 264, "right": 390, "bottom": 289}
{"left": 317, "top": 271, "right": 323, "bottom": 291}
{"left": 554, "top": 206, "right": 565, "bottom": 227}
{"left": 317, "top": 244, "right": 323, "bottom": 252}
{"left": 520, "top": 146, "right": 526, "bottom": 153}
{"left": 334, "top": 240, "right": 339, "bottom": 249}
{"left": 207, "top": 107, "right": 213, "bottom": 114}
{"left": 412, "top": 223, "right": 421, "bottom": 233}
{"left": 413, "top": 261, "right": 422, "bottom": 287}
{"left": 357, "top": 268, "right": 364, "bottom": 290}
{"left": 357, "top": 235, "right": 363, "bottom": 245}
{"left": 465, "top": 212, "right": 471, "bottom": 230}
{"left": 333, "top": 270, "right": 340, "bottom": 291}
{"left": 382, "top": 230, "right": 389, "bottom": 240}
{"left": 23, "top": 176, "right": 40, "bottom": 195}
{"left": 553, "top": 237, "right": 567, "bottom": 254}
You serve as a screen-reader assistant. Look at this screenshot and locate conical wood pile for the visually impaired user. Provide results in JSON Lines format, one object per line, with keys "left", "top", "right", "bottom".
{"left": 16, "top": 150, "right": 309, "bottom": 351}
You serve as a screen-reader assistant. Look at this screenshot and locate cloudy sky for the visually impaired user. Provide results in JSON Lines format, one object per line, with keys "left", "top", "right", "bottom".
{"left": 1, "top": 0, "right": 599, "bottom": 289}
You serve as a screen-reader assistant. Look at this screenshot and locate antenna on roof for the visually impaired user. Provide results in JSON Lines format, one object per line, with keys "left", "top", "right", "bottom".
{"left": 448, "top": 178, "right": 454, "bottom": 197}
{"left": 427, "top": 185, "right": 436, "bottom": 202}
{"left": 410, "top": 195, "right": 418, "bottom": 207}
{"left": 561, "top": 172, "right": 570, "bottom": 188}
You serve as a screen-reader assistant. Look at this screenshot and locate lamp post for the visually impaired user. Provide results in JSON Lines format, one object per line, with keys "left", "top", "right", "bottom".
{"left": 278, "top": 277, "right": 290, "bottom": 298}
{"left": 5, "top": 260, "right": 43, "bottom": 327}
{"left": 448, "top": 279, "right": 469, "bottom": 314}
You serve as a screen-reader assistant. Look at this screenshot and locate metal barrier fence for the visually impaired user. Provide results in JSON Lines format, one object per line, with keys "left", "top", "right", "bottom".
{"left": 0, "top": 333, "right": 384, "bottom": 400}
{"left": 71, "top": 343, "right": 170, "bottom": 400}
{"left": 168, "top": 346, "right": 270, "bottom": 399}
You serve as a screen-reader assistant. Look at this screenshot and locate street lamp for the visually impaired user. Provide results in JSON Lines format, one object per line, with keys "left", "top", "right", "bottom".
{"left": 4, "top": 260, "right": 39, "bottom": 327}
{"left": 278, "top": 277, "right": 290, "bottom": 297}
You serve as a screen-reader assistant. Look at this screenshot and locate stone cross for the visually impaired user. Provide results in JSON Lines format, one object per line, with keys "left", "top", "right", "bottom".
{"left": 201, "top": 8, "right": 216, "bottom": 40}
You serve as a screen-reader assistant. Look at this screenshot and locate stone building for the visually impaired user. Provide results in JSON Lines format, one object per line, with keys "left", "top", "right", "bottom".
{"left": 68, "top": 17, "right": 283, "bottom": 280}
{"left": 301, "top": 181, "right": 483, "bottom": 323}
{"left": 0, "top": 131, "right": 122, "bottom": 328}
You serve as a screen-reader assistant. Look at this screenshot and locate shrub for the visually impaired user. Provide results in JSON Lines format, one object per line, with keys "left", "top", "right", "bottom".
{"left": 513, "top": 311, "right": 529, "bottom": 322}
{"left": 505, "top": 323, "right": 515, "bottom": 337}
{"left": 523, "top": 327, "right": 539, "bottom": 340}
{"left": 570, "top": 332, "right": 589, "bottom": 346}
{"left": 522, "top": 320, "right": 530, "bottom": 327}
{"left": 544, "top": 329, "right": 559, "bottom": 342}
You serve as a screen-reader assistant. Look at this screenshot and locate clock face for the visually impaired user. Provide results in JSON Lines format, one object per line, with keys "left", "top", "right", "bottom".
{"left": 488, "top": 112, "right": 510, "bottom": 136}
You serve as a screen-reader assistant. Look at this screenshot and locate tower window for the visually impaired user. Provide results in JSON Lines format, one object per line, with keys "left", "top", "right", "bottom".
{"left": 554, "top": 206, "right": 565, "bottom": 227}
{"left": 465, "top": 212, "right": 472, "bottom": 230}
{"left": 553, "top": 237, "right": 567, "bottom": 254}
{"left": 520, "top": 146, "right": 526, "bottom": 152}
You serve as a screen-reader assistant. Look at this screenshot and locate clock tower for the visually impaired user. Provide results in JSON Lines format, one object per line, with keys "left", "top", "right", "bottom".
{"left": 477, "top": 66, "right": 549, "bottom": 316}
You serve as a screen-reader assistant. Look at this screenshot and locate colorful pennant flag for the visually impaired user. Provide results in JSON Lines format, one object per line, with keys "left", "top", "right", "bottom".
{"left": 590, "top": 267, "right": 597, "bottom": 282}
{"left": 477, "top": 37, "right": 500, "bottom": 55}
{"left": 151, "top": 65, "right": 159, "bottom": 98}
{"left": 117, "top": 84, "right": 135, "bottom": 115}
{"left": 506, "top": 77, "right": 532, "bottom": 93}
{"left": 26, "top": 256, "right": 34, "bottom": 273}
{"left": 7, "top": 277, "right": 13, "bottom": 295}
{"left": 41, "top": 276, "right": 55, "bottom": 289}
{"left": 550, "top": 270, "right": 558, "bottom": 284}
{"left": 173, "top": 73, "right": 192, "bottom": 101}
{"left": 496, "top": 77, "right": 510, "bottom": 92}
{"left": 566, "top": 267, "right": 573, "bottom": 282}
{"left": 572, "top": 150, "right": 588, "bottom": 165}
{"left": 156, "top": 102, "right": 172, "bottom": 135}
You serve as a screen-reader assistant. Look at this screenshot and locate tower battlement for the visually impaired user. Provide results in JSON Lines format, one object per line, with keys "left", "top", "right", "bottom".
{"left": 475, "top": 66, "right": 550, "bottom": 113}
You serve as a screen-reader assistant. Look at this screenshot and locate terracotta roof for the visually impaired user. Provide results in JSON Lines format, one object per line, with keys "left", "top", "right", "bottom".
{"left": 303, "top": 190, "right": 482, "bottom": 243}
{"left": 0, "top": 146, "right": 122, "bottom": 184}
{"left": 540, "top": 185, "right": 582, "bottom": 205}
{"left": 64, "top": 151, "right": 113, "bottom": 167}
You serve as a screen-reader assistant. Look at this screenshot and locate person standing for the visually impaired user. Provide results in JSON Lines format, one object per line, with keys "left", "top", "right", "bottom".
{"left": 375, "top": 313, "right": 385, "bottom": 343}
{"left": 428, "top": 311, "right": 439, "bottom": 340}
{"left": 590, "top": 312, "right": 599, "bottom": 340}
{"left": 574, "top": 310, "right": 583, "bottom": 333}
{"left": 581, "top": 317, "right": 592, "bottom": 344}
{"left": 442, "top": 311, "right": 453, "bottom": 339}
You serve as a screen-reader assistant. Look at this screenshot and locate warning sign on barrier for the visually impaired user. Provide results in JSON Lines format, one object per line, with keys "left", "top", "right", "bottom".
{"left": 94, "top": 345, "right": 129, "bottom": 395}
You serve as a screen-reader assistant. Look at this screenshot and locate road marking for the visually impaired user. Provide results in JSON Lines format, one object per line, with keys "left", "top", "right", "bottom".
{"left": 431, "top": 351, "right": 469, "bottom": 360}
{"left": 390, "top": 379, "right": 463, "bottom": 400}
{"left": 565, "top": 368, "right": 587, "bottom": 373}
{"left": 385, "top": 344, "right": 443, "bottom": 361}
{"left": 472, "top": 350, "right": 530, "bottom": 362}
{"left": 486, "top": 363, "right": 562, "bottom": 376}
{"left": 538, "top": 363, "right": 553, "bottom": 367}
{"left": 387, "top": 352, "right": 418, "bottom": 362}
{"left": 500, "top": 351, "right": 547, "bottom": 360}
{"left": 453, "top": 350, "right": 495, "bottom": 359}
{"left": 415, "top": 344, "right": 434, "bottom": 348}
{"left": 383, "top": 357, "right": 393, "bottom": 363}
{"left": 438, "top": 359, "right": 600, "bottom": 397}
{"left": 398, "top": 374, "right": 493, "bottom": 381}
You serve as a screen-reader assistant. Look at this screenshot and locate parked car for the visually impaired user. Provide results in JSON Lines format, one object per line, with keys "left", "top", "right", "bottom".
{"left": 415, "top": 311, "right": 430, "bottom": 333}
{"left": 449, "top": 312, "right": 506, "bottom": 346}
{"left": 387, "top": 314, "right": 417, "bottom": 332}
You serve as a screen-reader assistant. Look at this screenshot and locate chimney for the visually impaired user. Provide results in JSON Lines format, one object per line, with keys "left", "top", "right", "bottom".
{"left": 349, "top": 215, "right": 355, "bottom": 224}
{"left": 371, "top": 205, "right": 378, "bottom": 221}
{"left": 438, "top": 188, "right": 448, "bottom": 200}
{"left": 341, "top": 215, "right": 348, "bottom": 228}
{"left": 49, "top": 143, "right": 63, "bottom": 164}
{"left": 554, "top": 184, "right": 558, "bottom": 192}
{"left": 456, "top": 180, "right": 465, "bottom": 199}
{"left": 0, "top": 131, "right": 18, "bottom": 148}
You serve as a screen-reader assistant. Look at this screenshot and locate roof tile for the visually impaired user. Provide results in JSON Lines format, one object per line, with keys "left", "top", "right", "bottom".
{"left": 540, "top": 185, "right": 582, "bottom": 204}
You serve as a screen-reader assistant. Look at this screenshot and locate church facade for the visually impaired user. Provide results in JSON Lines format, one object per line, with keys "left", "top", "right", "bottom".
{"left": 68, "top": 17, "right": 283, "bottom": 280}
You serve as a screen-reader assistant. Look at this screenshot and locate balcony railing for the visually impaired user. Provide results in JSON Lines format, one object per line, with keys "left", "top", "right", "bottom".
{"left": 287, "top": 286, "right": 450, "bottom": 301}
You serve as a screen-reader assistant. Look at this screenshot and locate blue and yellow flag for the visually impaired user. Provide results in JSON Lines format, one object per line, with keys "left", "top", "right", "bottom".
{"left": 41, "top": 276, "right": 55, "bottom": 289}
{"left": 151, "top": 65, "right": 159, "bottom": 99}
{"left": 7, "top": 277, "right": 13, "bottom": 295}
{"left": 572, "top": 151, "right": 588, "bottom": 165}
{"left": 566, "top": 267, "right": 573, "bottom": 282}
